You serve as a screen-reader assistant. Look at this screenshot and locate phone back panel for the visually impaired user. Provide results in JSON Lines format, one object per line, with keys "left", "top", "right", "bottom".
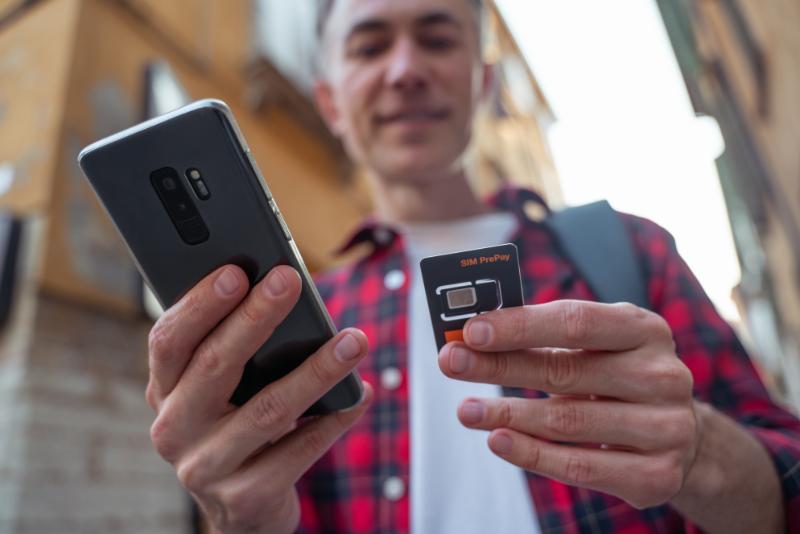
{"left": 79, "top": 100, "right": 362, "bottom": 413}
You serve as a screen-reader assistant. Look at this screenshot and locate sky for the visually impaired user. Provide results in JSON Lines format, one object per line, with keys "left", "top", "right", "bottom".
{"left": 494, "top": 0, "right": 742, "bottom": 321}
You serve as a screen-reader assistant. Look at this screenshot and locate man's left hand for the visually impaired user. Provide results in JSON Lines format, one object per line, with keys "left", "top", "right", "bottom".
{"left": 438, "top": 300, "right": 700, "bottom": 510}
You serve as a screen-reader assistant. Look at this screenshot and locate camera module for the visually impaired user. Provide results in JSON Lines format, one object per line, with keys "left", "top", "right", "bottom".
{"left": 150, "top": 167, "right": 209, "bottom": 245}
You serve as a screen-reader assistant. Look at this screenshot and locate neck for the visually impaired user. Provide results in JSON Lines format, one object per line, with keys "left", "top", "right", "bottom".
{"left": 368, "top": 168, "right": 490, "bottom": 224}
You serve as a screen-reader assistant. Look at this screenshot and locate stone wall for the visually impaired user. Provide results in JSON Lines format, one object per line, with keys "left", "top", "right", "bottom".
{"left": 0, "top": 221, "right": 190, "bottom": 534}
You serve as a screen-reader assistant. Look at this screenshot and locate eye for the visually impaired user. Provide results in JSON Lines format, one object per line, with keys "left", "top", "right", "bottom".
{"left": 420, "top": 35, "right": 457, "bottom": 52}
{"left": 348, "top": 39, "right": 391, "bottom": 59}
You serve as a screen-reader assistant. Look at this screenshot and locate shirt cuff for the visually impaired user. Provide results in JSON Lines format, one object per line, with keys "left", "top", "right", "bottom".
{"left": 747, "top": 425, "right": 800, "bottom": 532}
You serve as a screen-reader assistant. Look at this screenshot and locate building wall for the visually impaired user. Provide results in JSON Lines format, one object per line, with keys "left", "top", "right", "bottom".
{"left": 0, "top": 215, "right": 187, "bottom": 534}
{"left": 657, "top": 0, "right": 800, "bottom": 406}
{"left": 695, "top": 0, "right": 800, "bottom": 322}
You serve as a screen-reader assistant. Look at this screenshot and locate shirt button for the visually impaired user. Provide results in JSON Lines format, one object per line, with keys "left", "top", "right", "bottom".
{"left": 384, "top": 269, "right": 405, "bottom": 291}
{"left": 382, "top": 476, "right": 405, "bottom": 501}
{"left": 380, "top": 367, "right": 402, "bottom": 391}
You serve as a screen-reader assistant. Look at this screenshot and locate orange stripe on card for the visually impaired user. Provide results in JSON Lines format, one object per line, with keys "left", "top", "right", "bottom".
{"left": 444, "top": 329, "right": 464, "bottom": 343}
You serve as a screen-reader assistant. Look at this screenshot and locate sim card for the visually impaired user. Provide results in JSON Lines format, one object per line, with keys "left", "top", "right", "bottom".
{"left": 420, "top": 243, "right": 524, "bottom": 350}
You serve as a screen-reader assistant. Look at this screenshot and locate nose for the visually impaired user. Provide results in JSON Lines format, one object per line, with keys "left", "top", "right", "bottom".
{"left": 384, "top": 38, "right": 428, "bottom": 92}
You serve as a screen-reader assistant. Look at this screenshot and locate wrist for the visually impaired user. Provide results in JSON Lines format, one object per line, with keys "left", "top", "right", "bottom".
{"left": 671, "top": 400, "right": 725, "bottom": 505}
{"left": 668, "top": 400, "right": 785, "bottom": 534}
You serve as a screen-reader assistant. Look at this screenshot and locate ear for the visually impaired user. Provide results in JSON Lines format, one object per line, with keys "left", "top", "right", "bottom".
{"left": 314, "top": 80, "right": 344, "bottom": 137}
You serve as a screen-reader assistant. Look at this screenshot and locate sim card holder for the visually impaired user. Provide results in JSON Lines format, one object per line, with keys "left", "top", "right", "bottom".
{"left": 436, "top": 279, "right": 502, "bottom": 321}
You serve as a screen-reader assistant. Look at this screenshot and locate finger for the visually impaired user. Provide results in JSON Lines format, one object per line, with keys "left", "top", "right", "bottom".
{"left": 242, "top": 382, "right": 374, "bottom": 486}
{"left": 180, "top": 382, "right": 373, "bottom": 496}
{"left": 458, "top": 397, "right": 693, "bottom": 452}
{"left": 188, "top": 328, "right": 369, "bottom": 477}
{"left": 438, "top": 343, "right": 692, "bottom": 403}
{"left": 462, "top": 300, "right": 673, "bottom": 352}
{"left": 487, "top": 428, "right": 685, "bottom": 509}
{"left": 174, "top": 265, "right": 304, "bottom": 415}
{"left": 148, "top": 265, "right": 250, "bottom": 402}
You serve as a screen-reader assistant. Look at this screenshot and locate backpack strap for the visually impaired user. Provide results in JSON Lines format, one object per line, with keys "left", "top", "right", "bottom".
{"left": 543, "top": 200, "right": 649, "bottom": 308}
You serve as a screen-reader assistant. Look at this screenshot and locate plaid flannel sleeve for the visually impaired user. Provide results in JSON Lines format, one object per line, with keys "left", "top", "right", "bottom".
{"left": 626, "top": 214, "right": 800, "bottom": 531}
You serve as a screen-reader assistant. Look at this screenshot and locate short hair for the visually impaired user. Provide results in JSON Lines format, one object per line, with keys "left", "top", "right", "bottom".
{"left": 316, "top": 0, "right": 484, "bottom": 41}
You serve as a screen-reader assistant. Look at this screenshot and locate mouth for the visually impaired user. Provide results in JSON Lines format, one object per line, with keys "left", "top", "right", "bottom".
{"left": 375, "top": 108, "right": 450, "bottom": 127}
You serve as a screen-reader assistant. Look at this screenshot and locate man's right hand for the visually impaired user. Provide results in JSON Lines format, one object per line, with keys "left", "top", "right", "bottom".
{"left": 145, "top": 264, "right": 372, "bottom": 534}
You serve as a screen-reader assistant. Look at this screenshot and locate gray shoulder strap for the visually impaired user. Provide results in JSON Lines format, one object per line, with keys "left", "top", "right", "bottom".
{"left": 543, "top": 200, "right": 649, "bottom": 308}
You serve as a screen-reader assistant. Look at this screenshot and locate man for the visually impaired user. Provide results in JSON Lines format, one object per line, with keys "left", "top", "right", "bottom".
{"left": 144, "top": 0, "right": 800, "bottom": 532}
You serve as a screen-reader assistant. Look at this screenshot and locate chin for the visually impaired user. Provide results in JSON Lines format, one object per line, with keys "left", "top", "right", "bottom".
{"left": 374, "top": 146, "right": 463, "bottom": 183}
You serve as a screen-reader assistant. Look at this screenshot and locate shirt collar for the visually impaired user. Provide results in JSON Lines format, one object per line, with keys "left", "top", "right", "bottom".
{"left": 333, "top": 186, "right": 551, "bottom": 257}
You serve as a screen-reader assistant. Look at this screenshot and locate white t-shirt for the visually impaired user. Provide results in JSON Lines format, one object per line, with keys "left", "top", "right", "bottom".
{"left": 402, "top": 212, "right": 541, "bottom": 534}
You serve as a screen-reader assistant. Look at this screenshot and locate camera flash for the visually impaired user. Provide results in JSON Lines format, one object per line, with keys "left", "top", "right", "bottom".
{"left": 187, "top": 168, "right": 201, "bottom": 180}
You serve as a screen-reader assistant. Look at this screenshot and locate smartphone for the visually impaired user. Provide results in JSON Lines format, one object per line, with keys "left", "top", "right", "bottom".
{"left": 78, "top": 99, "right": 363, "bottom": 415}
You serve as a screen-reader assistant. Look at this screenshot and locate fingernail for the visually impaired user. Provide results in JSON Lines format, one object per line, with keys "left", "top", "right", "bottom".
{"left": 265, "top": 269, "right": 288, "bottom": 298}
{"left": 491, "top": 432, "right": 513, "bottom": 454}
{"left": 460, "top": 400, "right": 484, "bottom": 424}
{"left": 215, "top": 268, "right": 240, "bottom": 296}
{"left": 466, "top": 320, "right": 493, "bottom": 346}
{"left": 450, "top": 346, "right": 471, "bottom": 374}
{"left": 334, "top": 333, "right": 361, "bottom": 362}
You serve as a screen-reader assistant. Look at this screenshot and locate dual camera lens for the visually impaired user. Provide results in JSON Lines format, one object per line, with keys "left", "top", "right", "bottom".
{"left": 158, "top": 168, "right": 210, "bottom": 200}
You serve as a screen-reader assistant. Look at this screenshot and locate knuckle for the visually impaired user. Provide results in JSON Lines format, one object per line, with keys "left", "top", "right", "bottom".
{"left": 145, "top": 382, "right": 159, "bottom": 410}
{"left": 496, "top": 400, "right": 515, "bottom": 427}
{"left": 650, "top": 360, "right": 693, "bottom": 400}
{"left": 177, "top": 293, "right": 205, "bottom": 327}
{"left": 545, "top": 402, "right": 586, "bottom": 438}
{"left": 509, "top": 309, "right": 532, "bottom": 345}
{"left": 681, "top": 366, "right": 695, "bottom": 396}
{"left": 192, "top": 339, "right": 227, "bottom": 380}
{"left": 486, "top": 352, "right": 511, "bottom": 381}
{"left": 148, "top": 322, "right": 174, "bottom": 365}
{"left": 632, "top": 456, "right": 684, "bottom": 508}
{"left": 305, "top": 354, "right": 336, "bottom": 388}
{"left": 646, "top": 313, "right": 674, "bottom": 346}
{"left": 247, "top": 389, "right": 290, "bottom": 432}
{"left": 176, "top": 454, "right": 211, "bottom": 493}
{"left": 542, "top": 351, "right": 580, "bottom": 392}
{"left": 561, "top": 301, "right": 592, "bottom": 345}
{"left": 564, "top": 453, "right": 594, "bottom": 486}
{"left": 649, "top": 311, "right": 672, "bottom": 336}
{"left": 221, "top": 487, "right": 269, "bottom": 532}
{"left": 238, "top": 296, "right": 265, "bottom": 328}
{"left": 301, "top": 425, "right": 332, "bottom": 456}
{"left": 617, "top": 302, "right": 643, "bottom": 317}
{"left": 663, "top": 409, "right": 697, "bottom": 449}
{"left": 521, "top": 442, "right": 542, "bottom": 472}
{"left": 149, "top": 415, "right": 181, "bottom": 462}
{"left": 615, "top": 302, "right": 647, "bottom": 326}
{"left": 661, "top": 469, "right": 685, "bottom": 501}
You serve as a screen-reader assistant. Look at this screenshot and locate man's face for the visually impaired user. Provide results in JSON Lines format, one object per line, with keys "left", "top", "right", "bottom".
{"left": 316, "top": 0, "right": 486, "bottom": 183}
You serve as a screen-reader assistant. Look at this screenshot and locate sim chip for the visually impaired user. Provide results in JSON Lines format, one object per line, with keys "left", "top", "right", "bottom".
{"left": 446, "top": 285, "right": 477, "bottom": 309}
{"left": 420, "top": 243, "right": 524, "bottom": 350}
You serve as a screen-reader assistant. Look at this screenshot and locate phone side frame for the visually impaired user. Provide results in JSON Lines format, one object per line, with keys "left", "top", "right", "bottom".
{"left": 209, "top": 100, "right": 341, "bottom": 341}
{"left": 211, "top": 101, "right": 364, "bottom": 408}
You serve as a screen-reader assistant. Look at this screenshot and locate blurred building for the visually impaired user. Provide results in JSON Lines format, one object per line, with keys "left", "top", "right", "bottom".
{"left": 0, "top": 0, "right": 557, "bottom": 532}
{"left": 657, "top": 0, "right": 800, "bottom": 408}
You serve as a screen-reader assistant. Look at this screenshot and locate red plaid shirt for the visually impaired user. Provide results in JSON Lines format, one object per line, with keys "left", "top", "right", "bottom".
{"left": 300, "top": 187, "right": 800, "bottom": 533}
